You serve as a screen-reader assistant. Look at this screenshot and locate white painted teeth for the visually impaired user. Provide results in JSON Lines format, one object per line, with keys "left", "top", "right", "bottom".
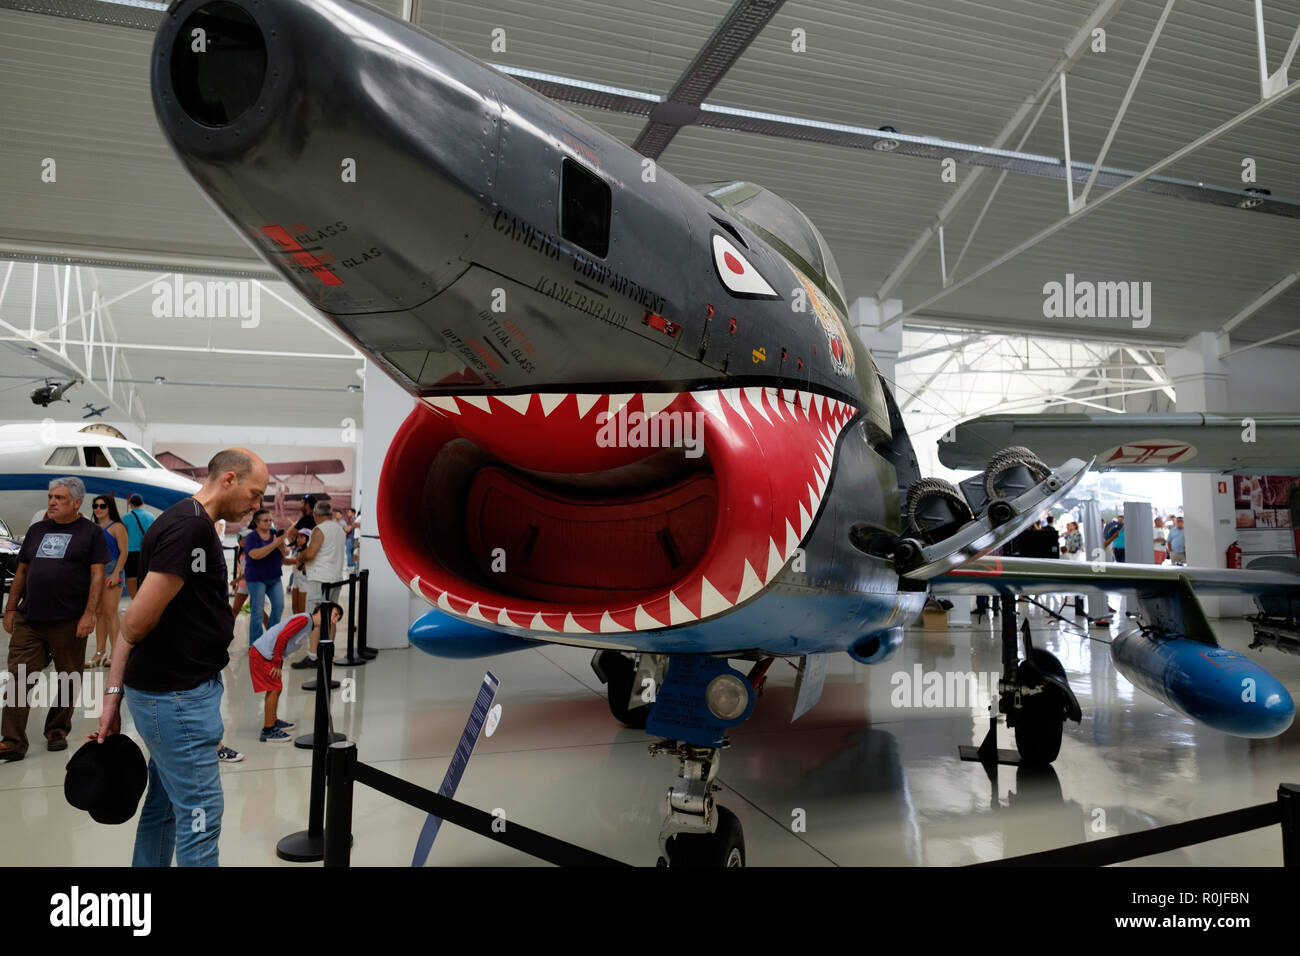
{"left": 418, "top": 387, "right": 857, "bottom": 634}
{"left": 424, "top": 390, "right": 857, "bottom": 425}
{"left": 641, "top": 392, "right": 677, "bottom": 417}
{"left": 743, "top": 386, "right": 771, "bottom": 424}
{"left": 575, "top": 393, "right": 602, "bottom": 419}
{"left": 494, "top": 394, "right": 532, "bottom": 415}
{"left": 606, "top": 393, "right": 635, "bottom": 416}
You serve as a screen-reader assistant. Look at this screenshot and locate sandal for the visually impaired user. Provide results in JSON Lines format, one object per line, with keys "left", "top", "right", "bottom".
{"left": 86, "top": 652, "right": 104, "bottom": 668}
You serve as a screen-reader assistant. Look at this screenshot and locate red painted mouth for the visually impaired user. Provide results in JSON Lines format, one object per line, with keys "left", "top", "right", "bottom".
{"left": 378, "top": 388, "right": 856, "bottom": 639}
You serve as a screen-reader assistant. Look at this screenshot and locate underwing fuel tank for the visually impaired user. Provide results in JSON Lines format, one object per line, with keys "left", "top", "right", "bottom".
{"left": 1111, "top": 630, "right": 1295, "bottom": 738}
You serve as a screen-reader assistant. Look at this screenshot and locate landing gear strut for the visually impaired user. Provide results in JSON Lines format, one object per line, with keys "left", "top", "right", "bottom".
{"left": 650, "top": 739, "right": 744, "bottom": 867}
{"left": 960, "top": 603, "right": 1081, "bottom": 769}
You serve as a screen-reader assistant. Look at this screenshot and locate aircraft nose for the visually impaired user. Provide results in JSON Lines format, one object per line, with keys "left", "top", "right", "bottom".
{"left": 153, "top": 0, "right": 499, "bottom": 317}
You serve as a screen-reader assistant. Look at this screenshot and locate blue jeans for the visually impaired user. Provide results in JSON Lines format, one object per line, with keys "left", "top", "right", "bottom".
{"left": 125, "top": 677, "right": 225, "bottom": 867}
{"left": 246, "top": 578, "right": 284, "bottom": 646}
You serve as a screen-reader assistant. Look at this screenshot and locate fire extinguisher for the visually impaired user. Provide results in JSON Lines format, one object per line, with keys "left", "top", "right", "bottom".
{"left": 1226, "top": 541, "right": 1243, "bottom": 569}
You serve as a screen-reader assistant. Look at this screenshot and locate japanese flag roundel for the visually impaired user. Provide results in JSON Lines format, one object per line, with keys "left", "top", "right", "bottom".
{"left": 711, "top": 233, "right": 780, "bottom": 299}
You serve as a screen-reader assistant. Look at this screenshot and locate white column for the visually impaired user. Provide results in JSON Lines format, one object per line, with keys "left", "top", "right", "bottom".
{"left": 1167, "top": 331, "right": 1238, "bottom": 615}
{"left": 359, "top": 361, "right": 419, "bottom": 648}
{"left": 848, "top": 296, "right": 903, "bottom": 394}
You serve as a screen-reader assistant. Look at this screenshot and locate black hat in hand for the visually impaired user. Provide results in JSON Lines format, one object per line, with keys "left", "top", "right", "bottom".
{"left": 64, "top": 735, "right": 148, "bottom": 825}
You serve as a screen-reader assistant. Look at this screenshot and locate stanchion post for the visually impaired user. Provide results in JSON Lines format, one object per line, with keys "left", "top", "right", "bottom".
{"left": 307, "top": 638, "right": 333, "bottom": 830}
{"left": 1281, "top": 783, "right": 1299, "bottom": 867}
{"left": 275, "top": 635, "right": 335, "bottom": 862}
{"left": 302, "top": 592, "right": 343, "bottom": 689}
{"left": 324, "top": 740, "right": 357, "bottom": 867}
{"left": 335, "top": 574, "right": 366, "bottom": 667}
{"left": 358, "top": 568, "right": 375, "bottom": 659}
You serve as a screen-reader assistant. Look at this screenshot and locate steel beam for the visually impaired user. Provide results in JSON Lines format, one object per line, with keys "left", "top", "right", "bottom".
{"left": 886, "top": 77, "right": 1300, "bottom": 330}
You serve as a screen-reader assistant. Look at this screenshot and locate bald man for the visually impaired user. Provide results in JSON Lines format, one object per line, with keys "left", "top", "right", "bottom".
{"left": 94, "top": 447, "right": 268, "bottom": 867}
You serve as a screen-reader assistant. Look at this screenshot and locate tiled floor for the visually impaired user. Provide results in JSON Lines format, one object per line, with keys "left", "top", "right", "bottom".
{"left": 1, "top": 599, "right": 1297, "bottom": 866}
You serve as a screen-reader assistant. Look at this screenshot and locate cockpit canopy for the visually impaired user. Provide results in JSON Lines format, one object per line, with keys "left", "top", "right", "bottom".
{"left": 698, "top": 182, "right": 847, "bottom": 315}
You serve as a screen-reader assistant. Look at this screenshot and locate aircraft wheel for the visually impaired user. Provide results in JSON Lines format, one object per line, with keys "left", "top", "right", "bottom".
{"left": 666, "top": 807, "right": 745, "bottom": 867}
{"left": 1014, "top": 688, "right": 1066, "bottom": 765}
{"left": 596, "top": 651, "right": 651, "bottom": 728}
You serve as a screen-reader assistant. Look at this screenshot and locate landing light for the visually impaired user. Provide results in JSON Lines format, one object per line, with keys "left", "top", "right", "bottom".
{"left": 706, "top": 674, "right": 748, "bottom": 720}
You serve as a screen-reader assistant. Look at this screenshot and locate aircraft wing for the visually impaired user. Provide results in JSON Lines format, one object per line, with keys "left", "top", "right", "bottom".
{"left": 934, "top": 555, "right": 1298, "bottom": 737}
{"left": 932, "top": 555, "right": 1300, "bottom": 600}
{"left": 937, "top": 413, "right": 1300, "bottom": 474}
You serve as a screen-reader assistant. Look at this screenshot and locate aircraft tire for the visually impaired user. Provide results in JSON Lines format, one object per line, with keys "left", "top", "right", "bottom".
{"left": 666, "top": 807, "right": 745, "bottom": 867}
{"left": 598, "top": 651, "right": 651, "bottom": 729}
{"left": 1013, "top": 688, "right": 1066, "bottom": 765}
{"left": 983, "top": 446, "right": 1050, "bottom": 502}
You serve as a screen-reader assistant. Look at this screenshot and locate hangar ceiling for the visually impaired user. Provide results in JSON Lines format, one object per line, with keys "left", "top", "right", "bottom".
{"left": 0, "top": 0, "right": 1297, "bottom": 427}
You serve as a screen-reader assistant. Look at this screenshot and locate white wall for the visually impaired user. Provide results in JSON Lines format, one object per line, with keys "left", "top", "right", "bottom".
{"left": 359, "top": 361, "right": 420, "bottom": 649}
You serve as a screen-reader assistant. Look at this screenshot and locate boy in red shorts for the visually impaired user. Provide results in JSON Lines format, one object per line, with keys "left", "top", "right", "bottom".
{"left": 248, "top": 604, "right": 343, "bottom": 742}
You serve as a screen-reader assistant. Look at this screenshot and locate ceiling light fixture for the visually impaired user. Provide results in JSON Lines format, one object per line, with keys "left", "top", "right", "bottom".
{"left": 872, "top": 126, "right": 901, "bottom": 152}
{"left": 1238, "top": 187, "right": 1270, "bottom": 210}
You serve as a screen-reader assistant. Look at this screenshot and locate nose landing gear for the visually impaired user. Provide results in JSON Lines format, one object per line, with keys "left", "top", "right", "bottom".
{"left": 650, "top": 739, "right": 745, "bottom": 867}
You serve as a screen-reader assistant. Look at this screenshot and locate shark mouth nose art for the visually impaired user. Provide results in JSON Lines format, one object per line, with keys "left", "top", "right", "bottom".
{"left": 378, "top": 388, "right": 858, "bottom": 636}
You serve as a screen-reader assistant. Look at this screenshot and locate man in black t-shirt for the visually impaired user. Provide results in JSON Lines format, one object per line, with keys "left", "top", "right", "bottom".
{"left": 0, "top": 477, "right": 107, "bottom": 761}
{"left": 93, "top": 447, "right": 268, "bottom": 867}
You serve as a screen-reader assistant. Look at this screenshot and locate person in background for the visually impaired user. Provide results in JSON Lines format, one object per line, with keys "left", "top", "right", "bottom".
{"left": 122, "top": 494, "right": 155, "bottom": 599}
{"left": 289, "top": 495, "right": 317, "bottom": 615}
{"left": 89, "top": 495, "right": 128, "bottom": 668}
{"left": 243, "top": 508, "right": 289, "bottom": 647}
{"left": 342, "top": 508, "right": 360, "bottom": 573}
{"left": 290, "top": 500, "right": 346, "bottom": 670}
{"left": 229, "top": 535, "right": 248, "bottom": 618}
{"left": 249, "top": 604, "right": 342, "bottom": 743}
{"left": 1, "top": 477, "right": 106, "bottom": 761}
{"left": 1168, "top": 515, "right": 1187, "bottom": 565}
{"left": 285, "top": 528, "right": 309, "bottom": 616}
{"left": 1153, "top": 515, "right": 1168, "bottom": 565}
{"left": 1104, "top": 514, "right": 1126, "bottom": 563}
{"left": 1061, "top": 521, "right": 1084, "bottom": 560}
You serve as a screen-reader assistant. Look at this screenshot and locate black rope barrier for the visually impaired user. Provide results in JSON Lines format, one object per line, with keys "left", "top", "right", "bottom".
{"left": 323, "top": 744, "right": 628, "bottom": 868}
{"left": 973, "top": 785, "right": 1297, "bottom": 867}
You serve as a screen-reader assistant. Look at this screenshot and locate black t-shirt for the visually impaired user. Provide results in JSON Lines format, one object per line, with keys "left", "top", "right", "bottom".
{"left": 124, "top": 498, "right": 234, "bottom": 692}
{"left": 17, "top": 516, "right": 109, "bottom": 622}
{"left": 295, "top": 512, "right": 316, "bottom": 532}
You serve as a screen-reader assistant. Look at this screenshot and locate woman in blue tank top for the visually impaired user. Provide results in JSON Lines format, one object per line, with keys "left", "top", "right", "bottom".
{"left": 90, "top": 495, "right": 128, "bottom": 667}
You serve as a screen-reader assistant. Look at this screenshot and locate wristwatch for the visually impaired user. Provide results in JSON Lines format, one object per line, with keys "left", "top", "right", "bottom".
{"left": 105, "top": 686, "right": 124, "bottom": 696}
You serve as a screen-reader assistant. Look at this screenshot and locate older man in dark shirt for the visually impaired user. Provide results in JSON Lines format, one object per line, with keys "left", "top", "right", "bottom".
{"left": 1, "top": 477, "right": 107, "bottom": 761}
{"left": 93, "top": 447, "right": 268, "bottom": 866}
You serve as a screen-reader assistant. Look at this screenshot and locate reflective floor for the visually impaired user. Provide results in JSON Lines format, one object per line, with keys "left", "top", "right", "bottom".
{"left": 1, "top": 598, "right": 1297, "bottom": 866}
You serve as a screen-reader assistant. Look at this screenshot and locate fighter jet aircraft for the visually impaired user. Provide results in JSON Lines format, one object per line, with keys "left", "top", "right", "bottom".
{"left": 151, "top": 0, "right": 1298, "bottom": 866}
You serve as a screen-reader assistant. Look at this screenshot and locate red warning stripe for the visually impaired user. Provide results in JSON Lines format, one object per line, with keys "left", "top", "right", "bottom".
{"left": 261, "top": 225, "right": 344, "bottom": 286}
{"left": 949, "top": 557, "right": 1003, "bottom": 576}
